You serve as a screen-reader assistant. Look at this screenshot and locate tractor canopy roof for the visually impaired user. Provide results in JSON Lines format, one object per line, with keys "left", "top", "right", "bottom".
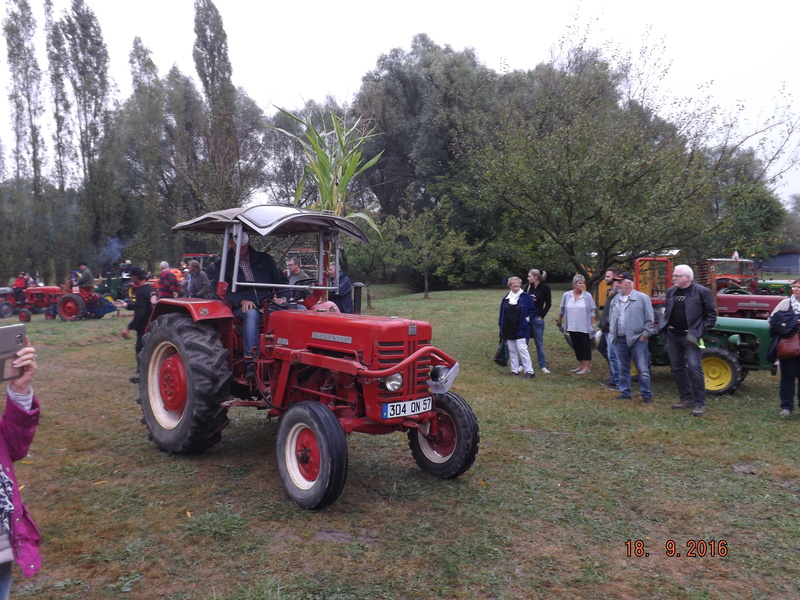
{"left": 172, "top": 205, "right": 369, "bottom": 243}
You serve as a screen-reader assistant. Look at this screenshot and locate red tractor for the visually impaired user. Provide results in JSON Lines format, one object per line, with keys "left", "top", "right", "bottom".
{"left": 0, "top": 285, "right": 65, "bottom": 321}
{"left": 57, "top": 272, "right": 118, "bottom": 322}
{"left": 137, "top": 205, "right": 479, "bottom": 509}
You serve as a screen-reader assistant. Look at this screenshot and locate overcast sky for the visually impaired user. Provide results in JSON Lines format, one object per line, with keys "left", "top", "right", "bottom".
{"left": 11, "top": 0, "right": 800, "bottom": 201}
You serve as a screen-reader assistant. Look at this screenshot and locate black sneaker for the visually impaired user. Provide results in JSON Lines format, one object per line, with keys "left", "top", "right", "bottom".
{"left": 642, "top": 397, "right": 653, "bottom": 404}
{"left": 614, "top": 394, "right": 631, "bottom": 400}
{"left": 524, "top": 372, "right": 535, "bottom": 379}
{"left": 691, "top": 405, "right": 706, "bottom": 417}
{"left": 672, "top": 399, "right": 693, "bottom": 410}
{"left": 129, "top": 374, "right": 139, "bottom": 384}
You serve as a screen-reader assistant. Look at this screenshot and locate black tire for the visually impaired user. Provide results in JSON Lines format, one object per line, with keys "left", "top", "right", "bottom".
{"left": 58, "top": 294, "right": 86, "bottom": 321}
{"left": 118, "top": 280, "right": 133, "bottom": 300}
{"left": 702, "top": 347, "right": 745, "bottom": 396}
{"left": 139, "top": 313, "right": 231, "bottom": 454}
{"left": 408, "top": 391, "right": 480, "bottom": 479}
{"left": 18, "top": 309, "right": 32, "bottom": 323}
{"left": 0, "top": 302, "right": 13, "bottom": 319}
{"left": 276, "top": 401, "right": 348, "bottom": 510}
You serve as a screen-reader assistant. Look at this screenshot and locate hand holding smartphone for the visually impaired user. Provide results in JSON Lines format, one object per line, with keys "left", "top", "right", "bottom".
{"left": 0, "top": 324, "right": 26, "bottom": 381}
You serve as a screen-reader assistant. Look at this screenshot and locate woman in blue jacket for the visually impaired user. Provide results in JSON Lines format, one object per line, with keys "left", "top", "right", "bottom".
{"left": 499, "top": 277, "right": 537, "bottom": 378}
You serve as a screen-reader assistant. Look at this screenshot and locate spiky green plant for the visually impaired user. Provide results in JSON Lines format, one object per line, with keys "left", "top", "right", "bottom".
{"left": 274, "top": 108, "right": 382, "bottom": 232}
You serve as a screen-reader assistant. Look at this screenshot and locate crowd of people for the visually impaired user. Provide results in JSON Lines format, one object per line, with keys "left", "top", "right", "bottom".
{"left": 499, "top": 265, "right": 719, "bottom": 417}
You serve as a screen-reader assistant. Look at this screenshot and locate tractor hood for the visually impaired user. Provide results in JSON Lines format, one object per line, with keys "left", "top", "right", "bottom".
{"left": 172, "top": 205, "right": 369, "bottom": 243}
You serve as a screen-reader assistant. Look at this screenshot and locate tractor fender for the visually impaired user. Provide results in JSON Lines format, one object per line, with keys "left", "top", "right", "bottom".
{"left": 151, "top": 297, "right": 235, "bottom": 323}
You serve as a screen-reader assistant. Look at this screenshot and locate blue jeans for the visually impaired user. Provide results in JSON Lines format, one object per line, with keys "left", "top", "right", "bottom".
{"left": 0, "top": 561, "right": 12, "bottom": 600}
{"left": 234, "top": 307, "right": 260, "bottom": 357}
{"left": 529, "top": 317, "right": 547, "bottom": 369}
{"left": 615, "top": 337, "right": 651, "bottom": 399}
{"left": 605, "top": 332, "right": 619, "bottom": 385}
{"left": 666, "top": 331, "right": 705, "bottom": 407}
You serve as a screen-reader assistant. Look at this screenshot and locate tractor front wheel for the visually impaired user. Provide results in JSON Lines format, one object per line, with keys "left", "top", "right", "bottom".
{"left": 703, "top": 347, "right": 744, "bottom": 396}
{"left": 18, "top": 309, "right": 32, "bottom": 323}
{"left": 58, "top": 294, "right": 86, "bottom": 321}
{"left": 139, "top": 313, "right": 231, "bottom": 454}
{"left": 276, "top": 402, "right": 348, "bottom": 510}
{"left": 408, "top": 391, "right": 480, "bottom": 479}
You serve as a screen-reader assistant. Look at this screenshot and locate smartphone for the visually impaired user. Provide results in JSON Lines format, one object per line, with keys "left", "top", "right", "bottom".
{"left": 0, "top": 323, "right": 26, "bottom": 382}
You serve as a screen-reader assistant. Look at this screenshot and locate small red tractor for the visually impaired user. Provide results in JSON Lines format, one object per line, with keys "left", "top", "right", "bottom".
{"left": 137, "top": 205, "right": 479, "bottom": 509}
{"left": 0, "top": 285, "right": 65, "bottom": 322}
{"left": 56, "top": 272, "right": 118, "bottom": 322}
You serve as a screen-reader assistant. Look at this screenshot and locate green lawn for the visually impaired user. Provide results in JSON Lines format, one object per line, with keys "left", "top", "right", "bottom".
{"left": 8, "top": 286, "right": 800, "bottom": 599}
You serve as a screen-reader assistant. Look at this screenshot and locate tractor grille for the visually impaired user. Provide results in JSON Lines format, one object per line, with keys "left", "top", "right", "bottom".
{"left": 376, "top": 340, "right": 432, "bottom": 401}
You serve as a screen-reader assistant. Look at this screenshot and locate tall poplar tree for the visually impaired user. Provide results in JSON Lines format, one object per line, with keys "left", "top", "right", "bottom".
{"left": 3, "top": 0, "right": 44, "bottom": 198}
{"left": 60, "top": 0, "right": 111, "bottom": 247}
{"left": 192, "top": 0, "right": 238, "bottom": 209}
{"left": 44, "top": 0, "right": 73, "bottom": 193}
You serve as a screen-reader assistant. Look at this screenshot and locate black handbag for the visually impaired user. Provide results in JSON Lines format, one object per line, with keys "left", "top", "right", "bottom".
{"left": 493, "top": 337, "right": 509, "bottom": 366}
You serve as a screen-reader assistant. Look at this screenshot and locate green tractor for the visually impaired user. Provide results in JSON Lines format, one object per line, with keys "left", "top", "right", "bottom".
{"left": 633, "top": 257, "right": 777, "bottom": 396}
{"left": 648, "top": 316, "right": 775, "bottom": 396}
{"left": 756, "top": 279, "right": 792, "bottom": 296}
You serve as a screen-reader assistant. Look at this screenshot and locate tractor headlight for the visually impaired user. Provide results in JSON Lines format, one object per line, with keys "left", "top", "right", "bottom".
{"left": 429, "top": 365, "right": 450, "bottom": 382}
{"left": 380, "top": 373, "right": 403, "bottom": 392}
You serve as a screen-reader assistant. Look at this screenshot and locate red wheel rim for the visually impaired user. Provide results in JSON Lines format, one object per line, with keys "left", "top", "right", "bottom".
{"left": 294, "top": 428, "right": 321, "bottom": 482}
{"left": 61, "top": 300, "right": 78, "bottom": 318}
{"left": 19, "top": 311, "right": 30, "bottom": 322}
{"left": 428, "top": 412, "right": 456, "bottom": 456}
{"left": 158, "top": 350, "right": 187, "bottom": 413}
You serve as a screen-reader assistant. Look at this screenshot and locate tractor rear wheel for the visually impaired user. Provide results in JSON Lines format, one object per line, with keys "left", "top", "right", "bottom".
{"left": 139, "top": 313, "right": 231, "bottom": 454}
{"left": 18, "top": 309, "right": 32, "bottom": 323}
{"left": 276, "top": 401, "right": 348, "bottom": 510}
{"left": 0, "top": 302, "right": 13, "bottom": 319}
{"left": 58, "top": 294, "right": 86, "bottom": 321}
{"left": 702, "top": 347, "right": 745, "bottom": 396}
{"left": 408, "top": 391, "right": 480, "bottom": 479}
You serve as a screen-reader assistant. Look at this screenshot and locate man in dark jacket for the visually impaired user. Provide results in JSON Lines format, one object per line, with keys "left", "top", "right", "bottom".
{"left": 657, "top": 264, "right": 717, "bottom": 416}
{"left": 327, "top": 264, "right": 353, "bottom": 314}
{"left": 121, "top": 267, "right": 154, "bottom": 384}
{"left": 224, "top": 233, "right": 289, "bottom": 376}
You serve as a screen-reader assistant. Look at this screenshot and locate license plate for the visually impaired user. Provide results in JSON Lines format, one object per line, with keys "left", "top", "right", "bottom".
{"left": 381, "top": 396, "right": 432, "bottom": 419}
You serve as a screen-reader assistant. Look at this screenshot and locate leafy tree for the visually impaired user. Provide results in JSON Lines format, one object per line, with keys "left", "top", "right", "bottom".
{"left": 390, "top": 204, "right": 469, "bottom": 298}
{"left": 262, "top": 107, "right": 314, "bottom": 205}
{"left": 343, "top": 215, "right": 400, "bottom": 283}
{"left": 353, "top": 34, "right": 496, "bottom": 217}
{"left": 779, "top": 194, "right": 800, "bottom": 251}
{"left": 464, "top": 43, "right": 797, "bottom": 290}
{"left": 702, "top": 146, "right": 786, "bottom": 259}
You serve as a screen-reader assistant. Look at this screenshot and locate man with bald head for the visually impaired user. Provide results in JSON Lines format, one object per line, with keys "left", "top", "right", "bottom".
{"left": 658, "top": 264, "right": 717, "bottom": 417}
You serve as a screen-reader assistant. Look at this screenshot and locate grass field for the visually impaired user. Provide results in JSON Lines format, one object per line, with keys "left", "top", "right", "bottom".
{"left": 6, "top": 286, "right": 800, "bottom": 599}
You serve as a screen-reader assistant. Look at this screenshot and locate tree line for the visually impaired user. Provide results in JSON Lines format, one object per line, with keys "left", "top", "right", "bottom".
{"left": 2, "top": 0, "right": 797, "bottom": 291}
